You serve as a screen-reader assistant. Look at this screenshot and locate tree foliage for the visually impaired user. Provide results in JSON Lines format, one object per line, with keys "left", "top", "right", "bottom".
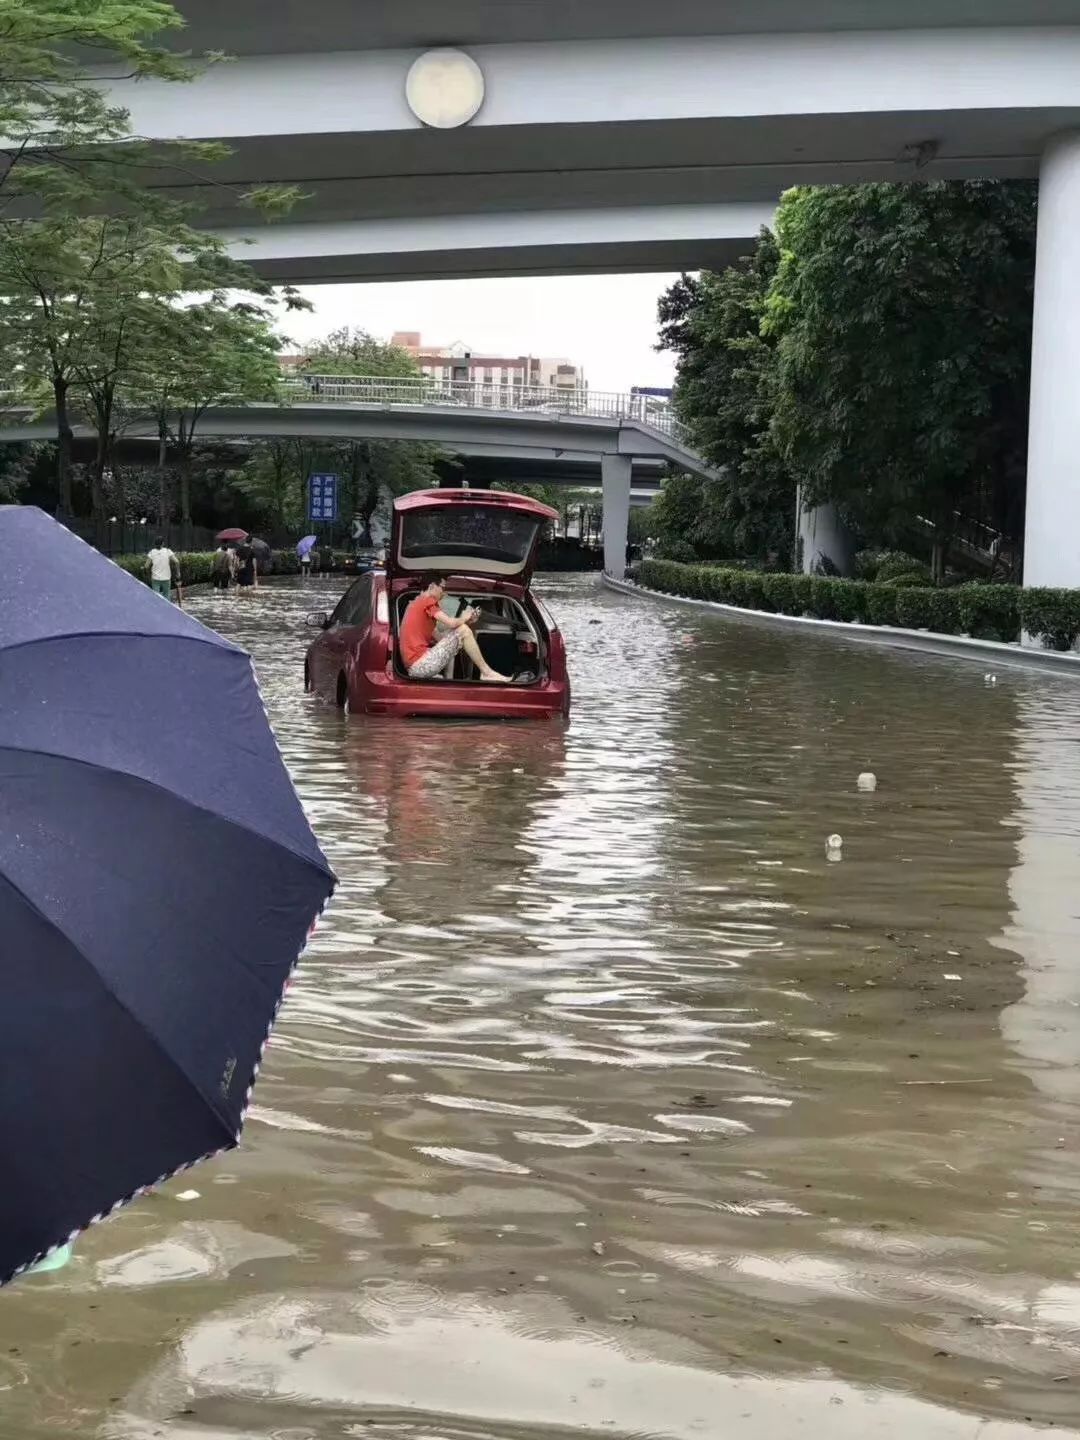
{"left": 237, "top": 434, "right": 442, "bottom": 540}
{"left": 765, "top": 181, "right": 1036, "bottom": 567}
{"left": 297, "top": 327, "right": 419, "bottom": 379}
{"left": 657, "top": 231, "right": 794, "bottom": 561}
{"left": 0, "top": 0, "right": 300, "bottom": 216}
{"left": 244, "top": 329, "right": 444, "bottom": 539}
{"left": 655, "top": 181, "right": 1038, "bottom": 575}
{"left": 0, "top": 0, "right": 305, "bottom": 534}
{"left": 0, "top": 210, "right": 296, "bottom": 527}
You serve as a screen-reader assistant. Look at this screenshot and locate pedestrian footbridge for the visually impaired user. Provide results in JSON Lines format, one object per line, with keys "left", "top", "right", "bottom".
{"left": 0, "top": 377, "right": 718, "bottom": 571}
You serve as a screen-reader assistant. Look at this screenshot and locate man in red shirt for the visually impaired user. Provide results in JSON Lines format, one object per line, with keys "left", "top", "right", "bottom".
{"left": 399, "top": 576, "right": 510, "bottom": 682}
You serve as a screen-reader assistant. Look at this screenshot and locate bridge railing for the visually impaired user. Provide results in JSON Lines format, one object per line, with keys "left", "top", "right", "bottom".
{"left": 282, "top": 374, "right": 690, "bottom": 447}
{"left": 0, "top": 374, "right": 693, "bottom": 450}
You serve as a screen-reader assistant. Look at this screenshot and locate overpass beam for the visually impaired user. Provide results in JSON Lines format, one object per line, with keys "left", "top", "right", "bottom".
{"left": 1024, "top": 131, "right": 1080, "bottom": 589}
{"left": 602, "top": 454, "right": 632, "bottom": 579}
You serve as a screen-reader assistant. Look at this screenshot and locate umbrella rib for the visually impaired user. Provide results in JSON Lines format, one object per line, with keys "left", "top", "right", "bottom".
{"left": 0, "top": 740, "right": 334, "bottom": 884}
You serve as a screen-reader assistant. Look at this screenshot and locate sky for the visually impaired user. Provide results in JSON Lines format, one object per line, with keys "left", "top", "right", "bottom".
{"left": 281, "top": 273, "right": 681, "bottom": 396}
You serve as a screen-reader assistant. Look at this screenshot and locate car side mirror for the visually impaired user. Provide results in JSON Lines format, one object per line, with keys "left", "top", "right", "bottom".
{"left": 305, "top": 611, "right": 329, "bottom": 629}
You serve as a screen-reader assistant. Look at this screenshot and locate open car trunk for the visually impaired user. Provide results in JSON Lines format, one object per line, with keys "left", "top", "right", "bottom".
{"left": 389, "top": 489, "right": 557, "bottom": 586}
{"left": 393, "top": 589, "right": 545, "bottom": 684}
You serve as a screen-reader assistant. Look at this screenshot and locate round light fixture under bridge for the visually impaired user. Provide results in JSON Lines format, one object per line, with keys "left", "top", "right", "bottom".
{"left": 406, "top": 48, "right": 485, "bottom": 129}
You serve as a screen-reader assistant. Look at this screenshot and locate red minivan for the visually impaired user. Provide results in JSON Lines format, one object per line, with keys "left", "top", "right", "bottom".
{"left": 304, "top": 489, "right": 571, "bottom": 719}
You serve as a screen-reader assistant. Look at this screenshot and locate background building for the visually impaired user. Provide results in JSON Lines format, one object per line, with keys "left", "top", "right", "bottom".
{"left": 391, "top": 333, "right": 586, "bottom": 394}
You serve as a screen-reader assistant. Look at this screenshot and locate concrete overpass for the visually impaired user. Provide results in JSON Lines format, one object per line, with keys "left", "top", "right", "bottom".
{"left": 0, "top": 377, "right": 691, "bottom": 569}
{"left": 80, "top": 2, "right": 1080, "bottom": 584}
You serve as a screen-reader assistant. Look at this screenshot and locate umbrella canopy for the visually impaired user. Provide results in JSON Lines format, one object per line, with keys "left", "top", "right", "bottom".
{"left": 0, "top": 508, "right": 335, "bottom": 1286}
{"left": 215, "top": 527, "right": 249, "bottom": 543}
{"left": 249, "top": 537, "right": 271, "bottom": 558}
{"left": 297, "top": 535, "right": 318, "bottom": 557}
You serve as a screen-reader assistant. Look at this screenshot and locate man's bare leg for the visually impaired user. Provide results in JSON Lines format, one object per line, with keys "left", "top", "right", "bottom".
{"left": 458, "top": 624, "right": 510, "bottom": 682}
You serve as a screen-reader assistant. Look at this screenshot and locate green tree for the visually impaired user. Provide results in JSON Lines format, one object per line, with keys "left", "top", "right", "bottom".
{"left": 0, "top": 0, "right": 300, "bottom": 216}
{"left": 0, "top": 1, "right": 303, "bottom": 524}
{"left": 235, "top": 438, "right": 300, "bottom": 532}
{"left": 287, "top": 329, "right": 442, "bottom": 537}
{"left": 298, "top": 327, "right": 420, "bottom": 380}
{"left": 133, "top": 294, "right": 292, "bottom": 538}
{"left": 0, "top": 0, "right": 189, "bottom": 206}
{"left": 0, "top": 213, "right": 288, "bottom": 529}
{"left": 765, "top": 181, "right": 1037, "bottom": 578}
{"left": 657, "top": 232, "right": 794, "bottom": 562}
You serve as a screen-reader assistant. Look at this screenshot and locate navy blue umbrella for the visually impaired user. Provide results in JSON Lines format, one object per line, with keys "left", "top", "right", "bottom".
{"left": 0, "top": 508, "right": 335, "bottom": 1285}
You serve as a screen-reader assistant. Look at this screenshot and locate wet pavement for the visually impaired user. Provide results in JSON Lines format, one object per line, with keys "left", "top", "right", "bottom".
{"left": 4, "top": 572, "right": 1080, "bottom": 1439}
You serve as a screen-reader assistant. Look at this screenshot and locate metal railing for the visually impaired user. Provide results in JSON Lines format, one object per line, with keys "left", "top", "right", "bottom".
{"left": 0, "top": 375, "right": 693, "bottom": 449}
{"left": 281, "top": 374, "right": 691, "bottom": 447}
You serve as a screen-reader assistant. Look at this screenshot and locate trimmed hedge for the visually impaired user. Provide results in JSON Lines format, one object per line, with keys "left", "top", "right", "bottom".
{"left": 638, "top": 559, "right": 1078, "bottom": 651}
{"left": 115, "top": 549, "right": 302, "bottom": 586}
{"left": 957, "top": 583, "right": 1021, "bottom": 643}
{"left": 1019, "top": 588, "right": 1080, "bottom": 651}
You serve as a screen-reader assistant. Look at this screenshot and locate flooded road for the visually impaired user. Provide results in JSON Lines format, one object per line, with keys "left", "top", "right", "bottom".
{"left": 5, "top": 572, "right": 1080, "bottom": 1439}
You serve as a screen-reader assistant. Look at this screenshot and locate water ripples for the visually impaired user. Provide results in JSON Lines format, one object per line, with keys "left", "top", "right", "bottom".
{"left": 7, "top": 575, "right": 1080, "bottom": 1440}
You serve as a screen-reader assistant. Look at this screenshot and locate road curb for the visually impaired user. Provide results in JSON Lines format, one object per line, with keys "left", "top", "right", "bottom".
{"left": 601, "top": 572, "right": 1080, "bottom": 678}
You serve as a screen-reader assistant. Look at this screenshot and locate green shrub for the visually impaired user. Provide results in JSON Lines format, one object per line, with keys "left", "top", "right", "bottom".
{"left": 640, "top": 559, "right": 1079, "bottom": 647}
{"left": 114, "top": 548, "right": 301, "bottom": 588}
{"left": 762, "top": 573, "right": 799, "bottom": 615}
{"left": 929, "top": 588, "right": 961, "bottom": 634}
{"left": 876, "top": 551, "right": 931, "bottom": 584}
{"left": 715, "top": 569, "right": 745, "bottom": 605}
{"left": 790, "top": 574, "right": 815, "bottom": 615}
{"left": 720, "top": 570, "right": 748, "bottom": 607}
{"left": 864, "top": 583, "right": 899, "bottom": 627}
{"left": 654, "top": 538, "right": 698, "bottom": 564}
{"left": 809, "top": 576, "right": 843, "bottom": 620}
{"left": 957, "top": 585, "right": 1020, "bottom": 642}
{"left": 853, "top": 549, "right": 882, "bottom": 581}
{"left": 886, "top": 570, "right": 934, "bottom": 588}
{"left": 833, "top": 579, "right": 868, "bottom": 623}
{"left": 739, "top": 571, "right": 770, "bottom": 611}
{"left": 640, "top": 559, "right": 679, "bottom": 594}
{"left": 1020, "top": 588, "right": 1080, "bottom": 651}
{"left": 895, "top": 586, "right": 939, "bottom": 630}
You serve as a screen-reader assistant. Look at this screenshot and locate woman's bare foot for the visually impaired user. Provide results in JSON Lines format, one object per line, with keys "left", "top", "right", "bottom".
{"left": 480, "top": 670, "right": 510, "bottom": 683}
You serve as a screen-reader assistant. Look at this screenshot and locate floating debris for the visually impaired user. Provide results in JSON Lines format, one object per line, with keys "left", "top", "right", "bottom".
{"left": 857, "top": 772, "right": 878, "bottom": 792}
{"left": 826, "top": 833, "right": 844, "bottom": 862}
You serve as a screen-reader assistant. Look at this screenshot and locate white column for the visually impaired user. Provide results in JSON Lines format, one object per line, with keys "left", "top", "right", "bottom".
{"left": 602, "top": 453, "right": 632, "bottom": 577}
{"left": 797, "top": 491, "right": 854, "bottom": 576}
{"left": 1024, "top": 131, "right": 1080, "bottom": 589}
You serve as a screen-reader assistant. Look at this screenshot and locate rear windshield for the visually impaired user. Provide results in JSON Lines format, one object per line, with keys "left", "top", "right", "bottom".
{"left": 400, "top": 507, "right": 541, "bottom": 567}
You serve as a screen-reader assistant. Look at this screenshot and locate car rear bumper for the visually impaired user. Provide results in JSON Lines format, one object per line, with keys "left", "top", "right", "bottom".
{"left": 356, "top": 669, "right": 569, "bottom": 719}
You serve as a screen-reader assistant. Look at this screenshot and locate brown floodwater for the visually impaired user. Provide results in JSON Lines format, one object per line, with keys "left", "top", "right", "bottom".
{"left": 5, "top": 572, "right": 1080, "bottom": 1440}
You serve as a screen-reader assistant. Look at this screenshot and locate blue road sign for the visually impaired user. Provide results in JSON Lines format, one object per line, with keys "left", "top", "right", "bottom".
{"left": 308, "top": 473, "right": 339, "bottom": 522}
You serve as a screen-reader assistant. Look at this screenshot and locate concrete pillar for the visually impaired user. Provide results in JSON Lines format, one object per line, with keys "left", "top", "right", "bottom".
{"left": 1024, "top": 131, "right": 1080, "bottom": 589}
{"left": 796, "top": 490, "right": 855, "bottom": 576}
{"left": 602, "top": 453, "right": 632, "bottom": 577}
